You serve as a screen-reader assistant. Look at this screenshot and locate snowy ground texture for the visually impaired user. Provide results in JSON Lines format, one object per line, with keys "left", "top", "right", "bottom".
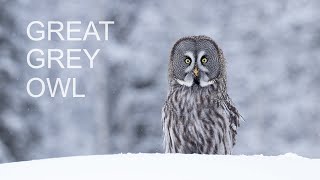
{"left": 0, "top": 154, "right": 319, "bottom": 180}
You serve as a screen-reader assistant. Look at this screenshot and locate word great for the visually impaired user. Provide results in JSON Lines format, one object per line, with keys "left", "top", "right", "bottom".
{"left": 27, "top": 21, "right": 114, "bottom": 41}
{"left": 26, "top": 20, "right": 114, "bottom": 98}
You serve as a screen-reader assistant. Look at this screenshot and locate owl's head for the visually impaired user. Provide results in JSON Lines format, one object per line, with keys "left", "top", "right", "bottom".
{"left": 168, "top": 36, "right": 226, "bottom": 88}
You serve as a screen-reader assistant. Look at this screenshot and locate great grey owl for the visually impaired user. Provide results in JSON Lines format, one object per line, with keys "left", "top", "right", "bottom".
{"left": 162, "top": 35, "right": 240, "bottom": 154}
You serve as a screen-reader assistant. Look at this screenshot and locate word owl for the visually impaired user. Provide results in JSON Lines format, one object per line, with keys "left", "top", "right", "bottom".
{"left": 162, "top": 35, "right": 240, "bottom": 154}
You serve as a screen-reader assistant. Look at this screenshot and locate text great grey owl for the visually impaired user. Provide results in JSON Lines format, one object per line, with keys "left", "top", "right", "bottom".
{"left": 162, "top": 35, "right": 240, "bottom": 154}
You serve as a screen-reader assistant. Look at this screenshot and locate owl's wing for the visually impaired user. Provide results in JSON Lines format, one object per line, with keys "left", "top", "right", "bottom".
{"left": 161, "top": 101, "right": 171, "bottom": 153}
{"left": 224, "top": 96, "right": 240, "bottom": 146}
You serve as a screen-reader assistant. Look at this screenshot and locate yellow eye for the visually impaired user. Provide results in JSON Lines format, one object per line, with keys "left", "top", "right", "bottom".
{"left": 201, "top": 57, "right": 208, "bottom": 64}
{"left": 184, "top": 58, "right": 191, "bottom": 64}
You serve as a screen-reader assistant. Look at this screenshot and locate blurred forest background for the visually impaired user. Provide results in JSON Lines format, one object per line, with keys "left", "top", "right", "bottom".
{"left": 0, "top": 0, "right": 319, "bottom": 163}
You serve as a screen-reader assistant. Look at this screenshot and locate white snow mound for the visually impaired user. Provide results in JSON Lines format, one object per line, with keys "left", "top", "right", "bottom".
{"left": 0, "top": 153, "right": 319, "bottom": 180}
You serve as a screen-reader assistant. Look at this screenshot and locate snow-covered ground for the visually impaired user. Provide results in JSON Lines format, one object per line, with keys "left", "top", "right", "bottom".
{"left": 0, "top": 154, "right": 319, "bottom": 180}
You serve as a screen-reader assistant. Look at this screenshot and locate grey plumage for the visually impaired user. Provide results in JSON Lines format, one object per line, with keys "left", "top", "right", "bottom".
{"left": 162, "top": 35, "right": 240, "bottom": 154}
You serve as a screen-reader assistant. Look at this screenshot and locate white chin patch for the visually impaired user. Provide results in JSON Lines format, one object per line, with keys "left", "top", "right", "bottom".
{"left": 200, "top": 80, "right": 214, "bottom": 87}
{"left": 175, "top": 73, "right": 214, "bottom": 87}
{"left": 176, "top": 79, "right": 193, "bottom": 87}
{"left": 175, "top": 73, "right": 194, "bottom": 87}
{"left": 199, "top": 73, "right": 214, "bottom": 87}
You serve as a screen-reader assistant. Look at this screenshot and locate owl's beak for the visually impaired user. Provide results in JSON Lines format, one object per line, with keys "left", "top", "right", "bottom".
{"left": 193, "top": 67, "right": 199, "bottom": 77}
